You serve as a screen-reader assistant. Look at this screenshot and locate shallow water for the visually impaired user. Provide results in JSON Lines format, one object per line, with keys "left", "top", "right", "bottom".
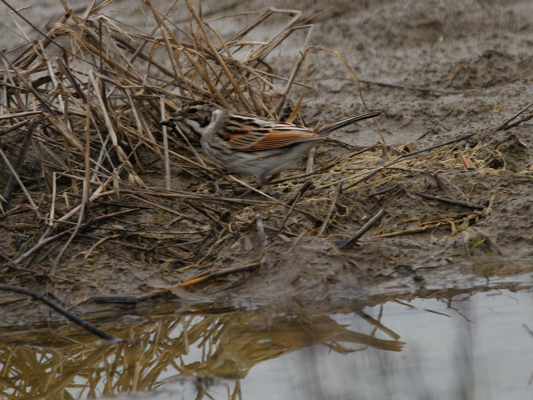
{"left": 1, "top": 288, "right": 532, "bottom": 400}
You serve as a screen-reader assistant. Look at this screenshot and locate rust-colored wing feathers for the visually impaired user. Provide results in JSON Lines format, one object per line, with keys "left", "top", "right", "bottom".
{"left": 245, "top": 130, "right": 321, "bottom": 151}
{"left": 219, "top": 115, "right": 321, "bottom": 152}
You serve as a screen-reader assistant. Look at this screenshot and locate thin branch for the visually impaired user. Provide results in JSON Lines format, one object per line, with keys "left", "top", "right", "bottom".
{"left": 0, "top": 284, "right": 125, "bottom": 343}
{"left": 338, "top": 208, "right": 385, "bottom": 248}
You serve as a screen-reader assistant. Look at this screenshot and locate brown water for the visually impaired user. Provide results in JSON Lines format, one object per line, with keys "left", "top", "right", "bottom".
{"left": 1, "top": 288, "right": 532, "bottom": 400}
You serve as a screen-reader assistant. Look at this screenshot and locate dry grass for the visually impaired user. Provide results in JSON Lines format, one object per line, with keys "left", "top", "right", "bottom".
{"left": 0, "top": 1, "right": 531, "bottom": 398}
{"left": 0, "top": 1, "right": 326, "bottom": 274}
{"left": 0, "top": 0, "right": 523, "bottom": 301}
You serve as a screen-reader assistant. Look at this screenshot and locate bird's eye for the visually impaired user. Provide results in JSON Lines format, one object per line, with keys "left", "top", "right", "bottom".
{"left": 189, "top": 108, "right": 198, "bottom": 115}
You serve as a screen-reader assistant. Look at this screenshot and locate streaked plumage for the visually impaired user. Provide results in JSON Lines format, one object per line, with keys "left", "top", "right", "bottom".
{"left": 161, "top": 101, "right": 381, "bottom": 186}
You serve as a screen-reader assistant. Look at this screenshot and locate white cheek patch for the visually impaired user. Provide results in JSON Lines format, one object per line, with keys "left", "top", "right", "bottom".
{"left": 186, "top": 119, "right": 205, "bottom": 134}
{"left": 190, "top": 109, "right": 228, "bottom": 141}
{"left": 210, "top": 109, "right": 228, "bottom": 133}
{"left": 184, "top": 109, "right": 228, "bottom": 141}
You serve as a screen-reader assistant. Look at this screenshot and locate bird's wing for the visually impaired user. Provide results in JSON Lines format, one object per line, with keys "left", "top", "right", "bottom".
{"left": 218, "top": 114, "right": 321, "bottom": 152}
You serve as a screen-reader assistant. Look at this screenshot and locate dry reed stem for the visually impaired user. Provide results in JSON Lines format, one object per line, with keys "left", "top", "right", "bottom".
{"left": 317, "top": 182, "right": 342, "bottom": 237}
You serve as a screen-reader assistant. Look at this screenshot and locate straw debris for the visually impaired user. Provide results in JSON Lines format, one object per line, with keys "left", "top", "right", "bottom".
{"left": 0, "top": 0, "right": 528, "bottom": 308}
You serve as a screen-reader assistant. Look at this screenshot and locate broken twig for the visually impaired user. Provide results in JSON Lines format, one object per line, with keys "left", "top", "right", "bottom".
{"left": 338, "top": 208, "right": 385, "bottom": 248}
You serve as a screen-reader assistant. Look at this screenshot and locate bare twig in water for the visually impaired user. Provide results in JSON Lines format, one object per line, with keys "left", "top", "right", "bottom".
{"left": 0, "top": 285, "right": 125, "bottom": 343}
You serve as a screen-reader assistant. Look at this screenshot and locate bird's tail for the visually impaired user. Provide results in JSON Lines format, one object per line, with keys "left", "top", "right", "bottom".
{"left": 316, "top": 111, "right": 382, "bottom": 135}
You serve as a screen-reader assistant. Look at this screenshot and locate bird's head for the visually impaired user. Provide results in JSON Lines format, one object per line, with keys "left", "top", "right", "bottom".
{"left": 161, "top": 101, "right": 215, "bottom": 131}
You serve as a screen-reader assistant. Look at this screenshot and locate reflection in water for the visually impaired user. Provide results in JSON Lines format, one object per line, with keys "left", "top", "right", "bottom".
{"left": 0, "top": 305, "right": 404, "bottom": 399}
{"left": 2, "top": 290, "right": 531, "bottom": 399}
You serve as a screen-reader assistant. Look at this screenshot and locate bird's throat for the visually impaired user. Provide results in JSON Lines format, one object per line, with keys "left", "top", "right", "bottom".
{"left": 195, "top": 109, "right": 228, "bottom": 142}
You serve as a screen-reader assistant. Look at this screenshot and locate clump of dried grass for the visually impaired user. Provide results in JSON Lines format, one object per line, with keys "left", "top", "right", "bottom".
{"left": 0, "top": 0, "right": 509, "bottom": 294}
{"left": 0, "top": 1, "right": 328, "bottom": 272}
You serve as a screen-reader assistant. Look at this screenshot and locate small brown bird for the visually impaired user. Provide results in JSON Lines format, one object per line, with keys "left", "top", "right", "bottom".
{"left": 161, "top": 101, "right": 381, "bottom": 186}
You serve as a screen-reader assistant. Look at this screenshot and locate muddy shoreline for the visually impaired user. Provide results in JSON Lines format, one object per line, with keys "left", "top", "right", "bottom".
{"left": 0, "top": 0, "right": 532, "bottom": 327}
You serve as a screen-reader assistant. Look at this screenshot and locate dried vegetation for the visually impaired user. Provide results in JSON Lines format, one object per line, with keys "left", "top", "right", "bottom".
{"left": 0, "top": 0, "right": 531, "bottom": 310}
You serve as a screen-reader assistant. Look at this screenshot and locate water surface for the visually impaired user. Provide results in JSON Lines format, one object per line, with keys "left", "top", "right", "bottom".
{"left": 1, "top": 289, "right": 532, "bottom": 399}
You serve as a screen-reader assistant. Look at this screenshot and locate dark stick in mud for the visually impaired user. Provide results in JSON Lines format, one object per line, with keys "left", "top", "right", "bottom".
{"left": 338, "top": 208, "right": 385, "bottom": 248}
{"left": 279, "top": 180, "right": 314, "bottom": 234}
{"left": 0, "top": 284, "right": 125, "bottom": 343}
{"left": 414, "top": 191, "right": 485, "bottom": 210}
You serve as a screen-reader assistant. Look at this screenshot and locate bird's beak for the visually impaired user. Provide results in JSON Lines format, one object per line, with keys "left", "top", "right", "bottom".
{"left": 161, "top": 110, "right": 184, "bottom": 127}
{"left": 160, "top": 118, "right": 174, "bottom": 127}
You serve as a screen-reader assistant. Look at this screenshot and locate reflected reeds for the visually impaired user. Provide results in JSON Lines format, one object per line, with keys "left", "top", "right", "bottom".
{"left": 0, "top": 305, "right": 404, "bottom": 399}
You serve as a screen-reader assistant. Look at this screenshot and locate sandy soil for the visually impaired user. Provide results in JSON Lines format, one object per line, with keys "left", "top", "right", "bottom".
{"left": 0, "top": 0, "right": 532, "bottom": 323}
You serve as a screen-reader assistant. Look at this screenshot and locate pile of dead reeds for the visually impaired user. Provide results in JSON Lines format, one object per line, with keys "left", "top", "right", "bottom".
{"left": 0, "top": 0, "right": 514, "bottom": 291}
{"left": 0, "top": 1, "right": 341, "bottom": 272}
